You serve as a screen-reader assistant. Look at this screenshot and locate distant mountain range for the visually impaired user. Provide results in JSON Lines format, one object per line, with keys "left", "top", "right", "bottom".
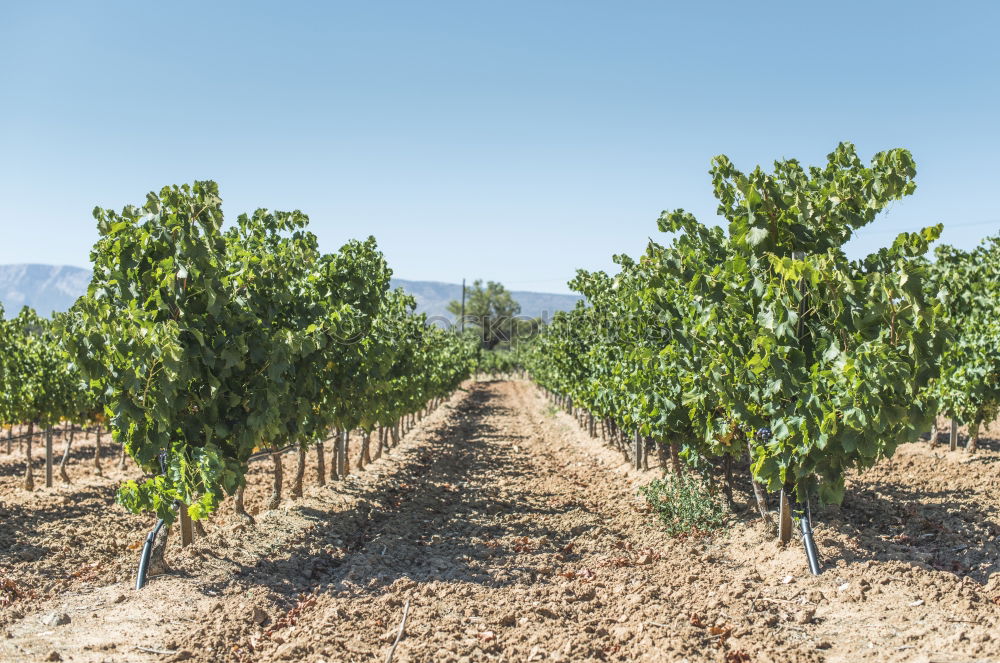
{"left": 0, "top": 264, "right": 582, "bottom": 321}
{"left": 390, "top": 278, "right": 581, "bottom": 323}
{"left": 0, "top": 265, "right": 92, "bottom": 318}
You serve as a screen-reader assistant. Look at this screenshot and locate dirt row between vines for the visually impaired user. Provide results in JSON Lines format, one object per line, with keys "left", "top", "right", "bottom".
{"left": 0, "top": 409, "right": 431, "bottom": 616}
{"left": 3, "top": 380, "right": 1000, "bottom": 663}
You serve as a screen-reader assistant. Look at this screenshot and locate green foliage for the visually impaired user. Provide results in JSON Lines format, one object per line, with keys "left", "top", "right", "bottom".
{"left": 64, "top": 181, "right": 473, "bottom": 522}
{"left": 0, "top": 307, "right": 90, "bottom": 431}
{"left": 448, "top": 280, "right": 525, "bottom": 349}
{"left": 476, "top": 347, "right": 524, "bottom": 376}
{"left": 925, "top": 237, "right": 1000, "bottom": 431}
{"left": 527, "top": 143, "right": 946, "bottom": 505}
{"left": 65, "top": 182, "right": 259, "bottom": 518}
{"left": 639, "top": 474, "right": 727, "bottom": 536}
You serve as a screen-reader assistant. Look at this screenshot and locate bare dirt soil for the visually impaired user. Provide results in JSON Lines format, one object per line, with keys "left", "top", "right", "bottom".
{"left": 1, "top": 381, "right": 999, "bottom": 663}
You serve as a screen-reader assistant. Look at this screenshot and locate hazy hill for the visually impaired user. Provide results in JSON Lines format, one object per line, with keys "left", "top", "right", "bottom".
{"left": 0, "top": 265, "right": 582, "bottom": 321}
{"left": 0, "top": 264, "right": 92, "bottom": 317}
{"left": 390, "top": 279, "right": 581, "bottom": 324}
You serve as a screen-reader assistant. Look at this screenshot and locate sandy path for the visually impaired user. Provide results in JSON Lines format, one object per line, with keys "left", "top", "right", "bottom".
{"left": 2, "top": 380, "right": 999, "bottom": 663}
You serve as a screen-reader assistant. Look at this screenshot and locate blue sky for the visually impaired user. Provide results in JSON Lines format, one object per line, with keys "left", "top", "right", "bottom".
{"left": 1, "top": 1, "right": 997, "bottom": 294}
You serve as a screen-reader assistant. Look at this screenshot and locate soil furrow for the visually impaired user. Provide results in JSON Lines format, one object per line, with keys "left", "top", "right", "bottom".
{"left": 2, "top": 380, "right": 999, "bottom": 663}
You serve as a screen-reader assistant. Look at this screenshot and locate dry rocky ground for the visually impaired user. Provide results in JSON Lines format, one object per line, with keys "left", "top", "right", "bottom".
{"left": 1, "top": 380, "right": 999, "bottom": 663}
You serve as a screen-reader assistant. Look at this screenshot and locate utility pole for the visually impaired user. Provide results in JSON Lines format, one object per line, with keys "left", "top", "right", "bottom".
{"left": 460, "top": 278, "right": 466, "bottom": 333}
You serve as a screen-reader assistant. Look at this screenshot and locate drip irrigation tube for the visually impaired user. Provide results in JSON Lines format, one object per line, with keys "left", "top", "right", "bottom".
{"left": 135, "top": 452, "right": 171, "bottom": 590}
{"left": 135, "top": 517, "right": 167, "bottom": 590}
{"left": 132, "top": 428, "right": 393, "bottom": 588}
{"left": 133, "top": 443, "right": 296, "bottom": 589}
{"left": 799, "top": 498, "right": 822, "bottom": 575}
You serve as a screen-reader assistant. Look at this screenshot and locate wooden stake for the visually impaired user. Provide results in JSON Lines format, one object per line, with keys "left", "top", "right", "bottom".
{"left": 340, "top": 429, "right": 349, "bottom": 478}
{"left": 23, "top": 422, "right": 35, "bottom": 491}
{"left": 291, "top": 446, "right": 306, "bottom": 498}
{"left": 268, "top": 448, "right": 283, "bottom": 509}
{"left": 45, "top": 427, "right": 53, "bottom": 488}
{"left": 373, "top": 427, "right": 385, "bottom": 460}
{"left": 778, "top": 488, "right": 793, "bottom": 544}
{"left": 94, "top": 425, "right": 103, "bottom": 476}
{"left": 361, "top": 430, "right": 373, "bottom": 467}
{"left": 179, "top": 505, "right": 193, "bottom": 547}
{"left": 633, "top": 430, "right": 642, "bottom": 470}
{"left": 316, "top": 441, "right": 326, "bottom": 486}
{"left": 330, "top": 430, "right": 341, "bottom": 481}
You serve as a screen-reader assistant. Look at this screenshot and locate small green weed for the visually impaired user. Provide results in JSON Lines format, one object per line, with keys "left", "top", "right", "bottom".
{"left": 640, "top": 473, "right": 727, "bottom": 536}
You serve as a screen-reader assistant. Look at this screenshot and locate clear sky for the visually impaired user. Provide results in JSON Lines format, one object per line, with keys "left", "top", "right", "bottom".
{"left": 1, "top": 1, "right": 997, "bottom": 294}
